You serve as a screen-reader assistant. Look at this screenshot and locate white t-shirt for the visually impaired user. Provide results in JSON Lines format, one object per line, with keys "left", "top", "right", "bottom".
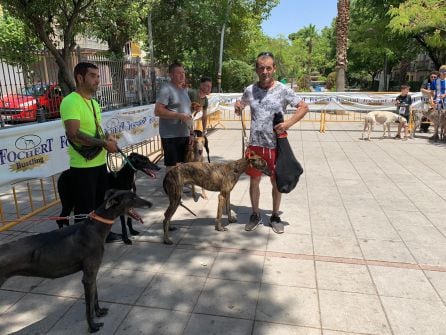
{"left": 241, "top": 81, "right": 302, "bottom": 148}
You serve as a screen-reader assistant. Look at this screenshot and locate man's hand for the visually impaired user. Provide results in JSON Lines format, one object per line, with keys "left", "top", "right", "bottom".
{"left": 103, "top": 137, "right": 118, "bottom": 153}
{"left": 178, "top": 113, "right": 192, "bottom": 123}
{"left": 234, "top": 100, "right": 244, "bottom": 116}
{"left": 274, "top": 122, "right": 289, "bottom": 135}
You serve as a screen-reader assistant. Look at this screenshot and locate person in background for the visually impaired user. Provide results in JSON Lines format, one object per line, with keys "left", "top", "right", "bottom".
{"left": 188, "top": 76, "right": 212, "bottom": 134}
{"left": 394, "top": 84, "right": 411, "bottom": 139}
{"left": 434, "top": 65, "right": 446, "bottom": 110}
{"left": 234, "top": 52, "right": 308, "bottom": 234}
{"left": 60, "top": 62, "right": 119, "bottom": 241}
{"left": 419, "top": 71, "right": 438, "bottom": 132}
{"left": 154, "top": 62, "right": 193, "bottom": 172}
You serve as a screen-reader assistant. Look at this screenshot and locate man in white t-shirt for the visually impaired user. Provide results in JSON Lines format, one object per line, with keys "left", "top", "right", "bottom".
{"left": 235, "top": 52, "right": 308, "bottom": 234}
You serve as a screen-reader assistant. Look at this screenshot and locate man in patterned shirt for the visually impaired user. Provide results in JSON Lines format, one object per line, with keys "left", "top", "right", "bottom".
{"left": 234, "top": 52, "right": 308, "bottom": 234}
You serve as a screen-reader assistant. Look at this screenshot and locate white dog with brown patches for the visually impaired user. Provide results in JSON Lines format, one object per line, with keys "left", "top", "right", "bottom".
{"left": 362, "top": 111, "right": 408, "bottom": 140}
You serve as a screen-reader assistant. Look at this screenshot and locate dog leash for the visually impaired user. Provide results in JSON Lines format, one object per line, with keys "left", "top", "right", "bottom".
{"left": 241, "top": 109, "right": 248, "bottom": 157}
{"left": 0, "top": 213, "right": 91, "bottom": 224}
{"left": 107, "top": 148, "right": 137, "bottom": 174}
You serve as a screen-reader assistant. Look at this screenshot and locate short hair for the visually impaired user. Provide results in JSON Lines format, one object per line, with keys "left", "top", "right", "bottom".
{"left": 168, "top": 62, "right": 183, "bottom": 73}
{"left": 73, "top": 62, "right": 98, "bottom": 85}
{"left": 400, "top": 84, "right": 410, "bottom": 90}
{"left": 439, "top": 65, "right": 446, "bottom": 73}
{"left": 256, "top": 51, "right": 275, "bottom": 67}
{"left": 200, "top": 76, "right": 212, "bottom": 83}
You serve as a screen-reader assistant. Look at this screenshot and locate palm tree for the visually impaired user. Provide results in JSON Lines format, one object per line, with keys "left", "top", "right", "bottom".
{"left": 335, "top": 0, "right": 350, "bottom": 91}
{"left": 289, "top": 24, "right": 318, "bottom": 75}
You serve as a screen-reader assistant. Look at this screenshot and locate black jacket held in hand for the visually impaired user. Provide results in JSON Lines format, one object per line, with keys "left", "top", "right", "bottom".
{"left": 273, "top": 112, "right": 303, "bottom": 193}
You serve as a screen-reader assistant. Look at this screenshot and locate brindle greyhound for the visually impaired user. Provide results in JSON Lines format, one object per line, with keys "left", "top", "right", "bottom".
{"left": 185, "top": 130, "right": 210, "bottom": 199}
{"left": 0, "top": 190, "right": 152, "bottom": 333}
{"left": 162, "top": 152, "right": 271, "bottom": 244}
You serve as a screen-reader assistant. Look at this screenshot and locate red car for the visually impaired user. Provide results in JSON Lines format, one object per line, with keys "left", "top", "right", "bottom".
{"left": 0, "top": 83, "right": 63, "bottom": 123}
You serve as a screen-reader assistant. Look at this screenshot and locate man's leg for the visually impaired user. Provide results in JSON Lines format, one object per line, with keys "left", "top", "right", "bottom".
{"left": 270, "top": 178, "right": 284, "bottom": 234}
{"left": 245, "top": 176, "right": 262, "bottom": 231}
{"left": 71, "top": 167, "right": 97, "bottom": 223}
{"left": 272, "top": 178, "right": 281, "bottom": 214}
{"left": 250, "top": 176, "right": 261, "bottom": 214}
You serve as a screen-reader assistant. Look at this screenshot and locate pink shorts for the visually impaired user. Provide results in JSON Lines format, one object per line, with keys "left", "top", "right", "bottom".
{"left": 245, "top": 145, "right": 276, "bottom": 178}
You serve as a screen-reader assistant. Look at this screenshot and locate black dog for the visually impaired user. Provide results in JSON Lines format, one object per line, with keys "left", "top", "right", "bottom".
{"left": 57, "top": 153, "right": 159, "bottom": 244}
{"left": 0, "top": 190, "right": 152, "bottom": 333}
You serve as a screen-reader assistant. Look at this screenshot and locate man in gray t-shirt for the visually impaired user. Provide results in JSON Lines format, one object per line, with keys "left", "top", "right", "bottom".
{"left": 155, "top": 62, "right": 193, "bottom": 170}
{"left": 235, "top": 52, "right": 308, "bottom": 234}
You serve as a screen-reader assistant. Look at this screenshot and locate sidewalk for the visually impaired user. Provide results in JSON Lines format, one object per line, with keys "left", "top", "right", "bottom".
{"left": 1, "top": 122, "right": 446, "bottom": 335}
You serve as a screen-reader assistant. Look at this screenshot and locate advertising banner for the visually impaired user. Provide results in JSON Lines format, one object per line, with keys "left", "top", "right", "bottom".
{"left": 0, "top": 105, "right": 158, "bottom": 188}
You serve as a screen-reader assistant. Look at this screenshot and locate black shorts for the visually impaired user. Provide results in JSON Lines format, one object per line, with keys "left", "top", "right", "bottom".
{"left": 161, "top": 137, "right": 189, "bottom": 167}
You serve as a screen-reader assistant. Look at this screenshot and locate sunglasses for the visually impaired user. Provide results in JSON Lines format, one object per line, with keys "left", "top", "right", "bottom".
{"left": 257, "top": 51, "right": 274, "bottom": 58}
{"left": 431, "top": 76, "right": 437, "bottom": 79}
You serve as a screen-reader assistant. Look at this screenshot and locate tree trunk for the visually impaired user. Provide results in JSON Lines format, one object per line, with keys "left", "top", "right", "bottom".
{"left": 335, "top": 0, "right": 350, "bottom": 92}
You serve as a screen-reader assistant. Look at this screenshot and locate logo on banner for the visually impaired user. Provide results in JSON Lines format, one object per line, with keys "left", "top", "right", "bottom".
{"left": 0, "top": 134, "right": 52, "bottom": 172}
{"left": 105, "top": 115, "right": 158, "bottom": 137}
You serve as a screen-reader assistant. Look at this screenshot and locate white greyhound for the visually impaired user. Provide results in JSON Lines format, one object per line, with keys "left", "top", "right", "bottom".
{"left": 362, "top": 111, "right": 407, "bottom": 140}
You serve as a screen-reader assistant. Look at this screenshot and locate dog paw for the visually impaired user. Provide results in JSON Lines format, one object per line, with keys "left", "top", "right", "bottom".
{"left": 228, "top": 217, "right": 238, "bottom": 223}
{"left": 123, "top": 238, "right": 133, "bottom": 245}
{"left": 164, "top": 238, "right": 174, "bottom": 245}
{"left": 95, "top": 307, "right": 108, "bottom": 317}
{"left": 89, "top": 322, "right": 104, "bottom": 333}
{"left": 215, "top": 226, "right": 228, "bottom": 232}
{"left": 129, "top": 229, "right": 140, "bottom": 236}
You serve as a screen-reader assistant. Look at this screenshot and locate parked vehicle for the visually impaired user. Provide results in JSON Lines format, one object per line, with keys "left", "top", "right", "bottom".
{"left": 0, "top": 83, "right": 63, "bottom": 123}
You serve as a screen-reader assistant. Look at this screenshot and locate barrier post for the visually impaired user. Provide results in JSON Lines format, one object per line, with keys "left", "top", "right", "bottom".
{"left": 408, "top": 109, "right": 415, "bottom": 136}
{"left": 319, "top": 110, "right": 327, "bottom": 133}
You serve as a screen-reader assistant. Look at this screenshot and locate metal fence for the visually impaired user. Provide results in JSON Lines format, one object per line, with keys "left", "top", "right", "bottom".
{"left": 0, "top": 50, "right": 163, "bottom": 127}
{"left": 0, "top": 138, "right": 163, "bottom": 232}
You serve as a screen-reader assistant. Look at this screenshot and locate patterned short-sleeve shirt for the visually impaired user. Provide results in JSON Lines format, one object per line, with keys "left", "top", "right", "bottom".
{"left": 241, "top": 81, "right": 302, "bottom": 148}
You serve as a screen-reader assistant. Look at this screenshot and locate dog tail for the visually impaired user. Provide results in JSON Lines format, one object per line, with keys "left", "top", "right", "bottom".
{"left": 204, "top": 136, "right": 210, "bottom": 163}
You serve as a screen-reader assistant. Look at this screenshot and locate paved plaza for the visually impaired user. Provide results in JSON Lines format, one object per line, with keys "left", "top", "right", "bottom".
{"left": 1, "top": 121, "right": 446, "bottom": 335}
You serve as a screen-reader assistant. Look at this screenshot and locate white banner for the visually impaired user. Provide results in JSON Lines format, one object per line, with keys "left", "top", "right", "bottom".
{"left": 207, "top": 92, "right": 427, "bottom": 112}
{"left": 0, "top": 105, "right": 159, "bottom": 188}
{"left": 0, "top": 91, "right": 430, "bottom": 188}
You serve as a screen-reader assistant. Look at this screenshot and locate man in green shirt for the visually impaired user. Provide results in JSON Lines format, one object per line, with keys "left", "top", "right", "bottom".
{"left": 60, "top": 62, "right": 118, "bottom": 234}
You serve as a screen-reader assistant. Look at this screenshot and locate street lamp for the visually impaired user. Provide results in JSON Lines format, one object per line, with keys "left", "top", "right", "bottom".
{"left": 217, "top": 0, "right": 233, "bottom": 93}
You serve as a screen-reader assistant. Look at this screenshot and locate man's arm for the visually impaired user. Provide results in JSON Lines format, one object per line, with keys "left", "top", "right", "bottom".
{"left": 154, "top": 102, "right": 192, "bottom": 124}
{"left": 274, "top": 100, "right": 309, "bottom": 134}
{"left": 64, "top": 119, "right": 118, "bottom": 153}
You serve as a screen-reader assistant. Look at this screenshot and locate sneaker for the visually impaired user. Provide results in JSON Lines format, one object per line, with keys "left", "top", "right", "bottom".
{"left": 245, "top": 213, "right": 262, "bottom": 231}
{"left": 270, "top": 214, "right": 284, "bottom": 234}
{"left": 394, "top": 134, "right": 401, "bottom": 139}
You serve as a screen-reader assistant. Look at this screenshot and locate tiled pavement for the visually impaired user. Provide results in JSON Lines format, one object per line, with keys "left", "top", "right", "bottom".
{"left": 1, "top": 121, "right": 446, "bottom": 335}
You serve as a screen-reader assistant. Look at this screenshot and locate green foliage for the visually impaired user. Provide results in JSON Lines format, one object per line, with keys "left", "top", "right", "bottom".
{"left": 87, "top": 0, "right": 156, "bottom": 57}
{"left": 0, "top": 0, "right": 95, "bottom": 92}
{"left": 0, "top": 10, "right": 41, "bottom": 66}
{"left": 388, "top": 0, "right": 446, "bottom": 49}
{"left": 221, "top": 59, "right": 253, "bottom": 92}
{"left": 150, "top": 0, "right": 279, "bottom": 82}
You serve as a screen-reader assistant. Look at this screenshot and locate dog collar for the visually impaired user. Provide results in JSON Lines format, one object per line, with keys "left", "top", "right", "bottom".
{"left": 88, "top": 211, "right": 114, "bottom": 225}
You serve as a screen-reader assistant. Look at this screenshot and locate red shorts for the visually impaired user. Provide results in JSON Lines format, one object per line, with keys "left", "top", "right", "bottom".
{"left": 245, "top": 145, "right": 276, "bottom": 178}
